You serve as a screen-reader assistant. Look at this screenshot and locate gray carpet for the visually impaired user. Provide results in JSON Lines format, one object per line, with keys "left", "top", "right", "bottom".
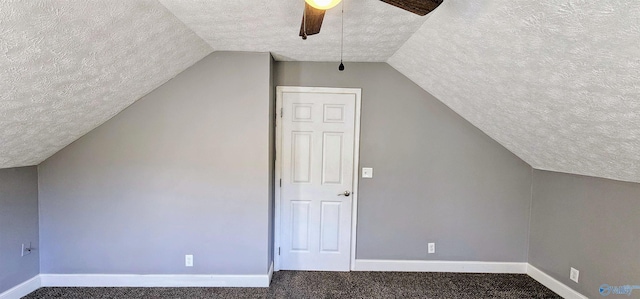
{"left": 23, "top": 271, "right": 561, "bottom": 298}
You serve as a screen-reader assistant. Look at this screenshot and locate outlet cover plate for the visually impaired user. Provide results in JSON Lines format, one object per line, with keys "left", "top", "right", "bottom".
{"left": 185, "top": 255, "right": 193, "bottom": 267}
{"left": 21, "top": 243, "right": 32, "bottom": 257}
{"left": 428, "top": 243, "right": 435, "bottom": 254}
{"left": 570, "top": 267, "right": 579, "bottom": 283}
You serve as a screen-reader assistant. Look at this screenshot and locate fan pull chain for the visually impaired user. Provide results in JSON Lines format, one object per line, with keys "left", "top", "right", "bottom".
{"left": 338, "top": 1, "right": 345, "bottom": 71}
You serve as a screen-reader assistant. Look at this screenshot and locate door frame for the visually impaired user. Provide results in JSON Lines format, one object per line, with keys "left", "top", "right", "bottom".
{"left": 274, "top": 86, "right": 362, "bottom": 272}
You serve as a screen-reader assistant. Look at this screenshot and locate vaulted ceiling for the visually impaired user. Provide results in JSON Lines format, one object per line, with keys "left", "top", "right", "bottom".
{"left": 388, "top": 0, "right": 640, "bottom": 183}
{"left": 1, "top": 0, "right": 639, "bottom": 183}
{"left": 0, "top": 1, "right": 211, "bottom": 167}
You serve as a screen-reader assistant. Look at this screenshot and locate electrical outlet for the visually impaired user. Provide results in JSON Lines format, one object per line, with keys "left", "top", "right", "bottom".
{"left": 428, "top": 243, "right": 436, "bottom": 254}
{"left": 21, "top": 243, "right": 32, "bottom": 257}
{"left": 185, "top": 255, "right": 193, "bottom": 267}
{"left": 570, "top": 267, "right": 579, "bottom": 283}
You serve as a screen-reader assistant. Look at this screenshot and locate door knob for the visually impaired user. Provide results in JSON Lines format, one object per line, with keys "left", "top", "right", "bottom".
{"left": 338, "top": 191, "right": 351, "bottom": 197}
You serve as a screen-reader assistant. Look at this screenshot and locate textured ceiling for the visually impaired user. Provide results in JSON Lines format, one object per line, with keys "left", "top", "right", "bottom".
{"left": 0, "top": 0, "right": 212, "bottom": 168}
{"left": 158, "top": 0, "right": 427, "bottom": 61}
{"left": 2, "top": 0, "right": 639, "bottom": 183}
{"left": 388, "top": 0, "right": 640, "bottom": 182}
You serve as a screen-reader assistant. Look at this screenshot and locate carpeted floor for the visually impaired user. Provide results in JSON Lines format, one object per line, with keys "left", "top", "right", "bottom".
{"left": 23, "top": 271, "right": 561, "bottom": 298}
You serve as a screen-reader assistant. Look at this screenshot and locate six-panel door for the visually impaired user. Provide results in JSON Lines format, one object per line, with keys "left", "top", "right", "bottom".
{"left": 279, "top": 90, "right": 356, "bottom": 271}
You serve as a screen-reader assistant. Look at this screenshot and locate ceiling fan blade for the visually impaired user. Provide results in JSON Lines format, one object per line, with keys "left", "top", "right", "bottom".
{"left": 299, "top": 3, "right": 326, "bottom": 39}
{"left": 380, "top": 0, "right": 443, "bottom": 16}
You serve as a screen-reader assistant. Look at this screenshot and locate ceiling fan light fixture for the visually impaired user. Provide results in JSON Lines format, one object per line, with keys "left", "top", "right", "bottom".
{"left": 305, "top": 0, "right": 342, "bottom": 10}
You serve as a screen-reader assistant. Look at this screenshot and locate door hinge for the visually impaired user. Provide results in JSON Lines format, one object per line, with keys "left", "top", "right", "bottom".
{"left": 279, "top": 179, "right": 282, "bottom": 187}
{"left": 280, "top": 108, "right": 283, "bottom": 117}
{"left": 278, "top": 247, "right": 281, "bottom": 255}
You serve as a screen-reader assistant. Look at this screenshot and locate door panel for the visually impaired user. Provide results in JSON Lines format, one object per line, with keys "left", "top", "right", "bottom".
{"left": 320, "top": 201, "right": 341, "bottom": 252}
{"left": 291, "top": 201, "right": 311, "bottom": 251}
{"left": 292, "top": 132, "right": 312, "bottom": 183}
{"left": 322, "top": 133, "right": 343, "bottom": 184}
{"left": 279, "top": 90, "right": 357, "bottom": 271}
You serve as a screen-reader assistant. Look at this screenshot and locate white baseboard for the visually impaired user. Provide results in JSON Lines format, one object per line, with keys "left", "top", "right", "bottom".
{"left": 0, "top": 263, "right": 586, "bottom": 299}
{"left": 0, "top": 275, "right": 41, "bottom": 299}
{"left": 353, "top": 259, "right": 528, "bottom": 273}
{"left": 1, "top": 267, "right": 273, "bottom": 294}
{"left": 267, "top": 261, "right": 274, "bottom": 284}
{"left": 527, "top": 265, "right": 587, "bottom": 299}
{"left": 40, "top": 272, "right": 272, "bottom": 288}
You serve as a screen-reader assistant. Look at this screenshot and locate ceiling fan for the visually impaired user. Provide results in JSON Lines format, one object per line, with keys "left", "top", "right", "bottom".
{"left": 300, "top": 0, "right": 443, "bottom": 39}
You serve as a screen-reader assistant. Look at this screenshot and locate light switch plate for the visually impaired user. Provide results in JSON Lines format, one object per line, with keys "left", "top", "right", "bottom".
{"left": 362, "top": 167, "right": 373, "bottom": 178}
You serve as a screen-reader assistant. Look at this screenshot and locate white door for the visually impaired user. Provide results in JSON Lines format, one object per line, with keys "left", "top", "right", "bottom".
{"left": 278, "top": 87, "right": 360, "bottom": 271}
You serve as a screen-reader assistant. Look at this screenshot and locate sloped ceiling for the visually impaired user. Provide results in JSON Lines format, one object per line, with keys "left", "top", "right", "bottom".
{"left": 2, "top": 0, "right": 639, "bottom": 183}
{"left": 158, "top": 0, "right": 426, "bottom": 61}
{"left": 388, "top": 0, "right": 640, "bottom": 183}
{"left": 0, "top": 0, "right": 212, "bottom": 168}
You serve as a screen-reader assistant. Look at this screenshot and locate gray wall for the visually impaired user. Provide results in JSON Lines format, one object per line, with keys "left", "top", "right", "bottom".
{"left": 0, "top": 166, "right": 39, "bottom": 293}
{"left": 530, "top": 169, "right": 640, "bottom": 298}
{"left": 275, "top": 62, "right": 533, "bottom": 262}
{"left": 38, "top": 52, "right": 273, "bottom": 275}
